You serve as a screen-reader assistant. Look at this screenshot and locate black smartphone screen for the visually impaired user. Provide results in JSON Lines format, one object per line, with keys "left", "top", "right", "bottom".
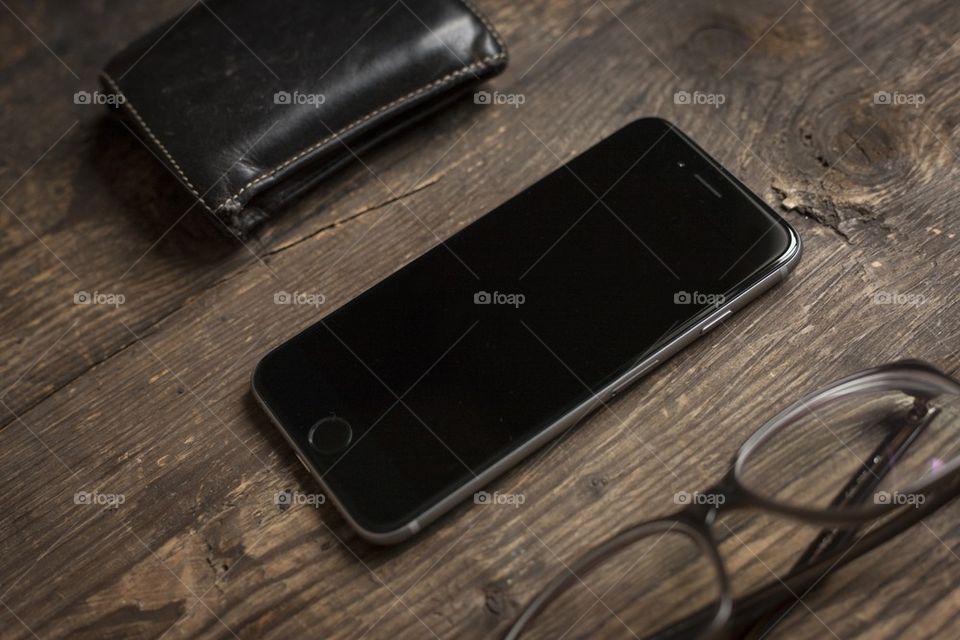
{"left": 254, "top": 118, "right": 796, "bottom": 535}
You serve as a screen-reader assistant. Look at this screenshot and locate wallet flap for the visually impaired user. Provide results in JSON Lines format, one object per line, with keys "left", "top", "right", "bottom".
{"left": 102, "top": 0, "right": 506, "bottom": 232}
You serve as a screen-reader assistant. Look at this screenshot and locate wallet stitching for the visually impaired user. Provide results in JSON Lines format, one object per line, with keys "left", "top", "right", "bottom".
{"left": 102, "top": 2, "right": 508, "bottom": 220}
{"left": 219, "top": 53, "right": 506, "bottom": 212}
{"left": 459, "top": 0, "right": 507, "bottom": 54}
{"left": 100, "top": 71, "right": 216, "bottom": 215}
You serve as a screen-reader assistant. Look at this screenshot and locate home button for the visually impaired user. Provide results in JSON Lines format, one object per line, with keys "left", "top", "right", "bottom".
{"left": 308, "top": 416, "right": 353, "bottom": 455}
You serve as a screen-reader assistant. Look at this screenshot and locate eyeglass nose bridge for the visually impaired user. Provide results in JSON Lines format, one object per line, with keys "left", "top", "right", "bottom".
{"left": 672, "top": 477, "right": 747, "bottom": 528}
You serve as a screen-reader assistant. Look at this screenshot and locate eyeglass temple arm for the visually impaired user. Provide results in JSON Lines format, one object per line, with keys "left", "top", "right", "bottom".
{"left": 643, "top": 474, "right": 959, "bottom": 640}
{"left": 740, "top": 399, "right": 934, "bottom": 639}
{"left": 638, "top": 400, "right": 936, "bottom": 640}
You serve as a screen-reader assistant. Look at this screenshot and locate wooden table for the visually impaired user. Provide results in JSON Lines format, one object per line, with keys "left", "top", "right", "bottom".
{"left": 2, "top": 0, "right": 959, "bottom": 638}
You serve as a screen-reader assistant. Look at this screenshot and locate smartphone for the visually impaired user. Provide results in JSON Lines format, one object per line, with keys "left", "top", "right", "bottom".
{"left": 252, "top": 118, "right": 801, "bottom": 544}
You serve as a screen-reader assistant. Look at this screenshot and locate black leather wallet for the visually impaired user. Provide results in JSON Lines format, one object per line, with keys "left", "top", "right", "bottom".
{"left": 101, "top": 0, "right": 507, "bottom": 237}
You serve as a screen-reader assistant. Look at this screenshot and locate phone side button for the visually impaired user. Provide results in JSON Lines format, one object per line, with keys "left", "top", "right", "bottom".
{"left": 700, "top": 309, "right": 733, "bottom": 334}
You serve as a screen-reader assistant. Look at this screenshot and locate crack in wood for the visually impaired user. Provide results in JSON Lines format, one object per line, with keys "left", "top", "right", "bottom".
{"left": 264, "top": 175, "right": 444, "bottom": 258}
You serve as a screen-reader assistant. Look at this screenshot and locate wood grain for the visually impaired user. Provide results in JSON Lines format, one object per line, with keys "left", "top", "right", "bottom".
{"left": 1, "top": 0, "right": 959, "bottom": 638}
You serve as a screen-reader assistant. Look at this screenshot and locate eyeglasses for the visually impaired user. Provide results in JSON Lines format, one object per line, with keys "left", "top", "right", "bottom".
{"left": 505, "top": 360, "right": 960, "bottom": 640}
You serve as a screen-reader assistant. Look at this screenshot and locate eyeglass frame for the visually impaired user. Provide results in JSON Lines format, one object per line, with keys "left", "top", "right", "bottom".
{"left": 504, "top": 359, "right": 960, "bottom": 640}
